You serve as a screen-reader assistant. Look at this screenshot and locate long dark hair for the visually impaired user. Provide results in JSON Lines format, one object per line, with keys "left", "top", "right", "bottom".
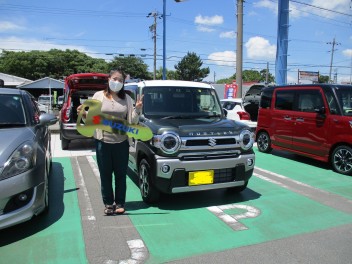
{"left": 105, "top": 68, "right": 126, "bottom": 99}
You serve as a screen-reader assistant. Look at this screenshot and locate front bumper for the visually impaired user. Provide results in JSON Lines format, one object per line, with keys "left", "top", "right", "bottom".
{"left": 153, "top": 153, "right": 255, "bottom": 194}
{"left": 0, "top": 168, "right": 46, "bottom": 230}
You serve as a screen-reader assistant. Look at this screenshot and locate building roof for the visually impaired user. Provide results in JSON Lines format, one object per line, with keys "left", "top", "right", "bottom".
{"left": 17, "top": 77, "right": 64, "bottom": 89}
{"left": 0, "top": 72, "right": 32, "bottom": 87}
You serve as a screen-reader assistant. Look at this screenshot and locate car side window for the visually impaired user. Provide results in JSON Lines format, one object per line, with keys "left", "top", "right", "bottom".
{"left": 275, "top": 90, "right": 294, "bottom": 110}
{"left": 260, "top": 90, "right": 272, "bottom": 109}
{"left": 297, "top": 90, "right": 324, "bottom": 113}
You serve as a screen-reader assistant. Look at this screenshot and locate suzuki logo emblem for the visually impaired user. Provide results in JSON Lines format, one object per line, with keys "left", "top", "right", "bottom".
{"left": 208, "top": 138, "right": 217, "bottom": 147}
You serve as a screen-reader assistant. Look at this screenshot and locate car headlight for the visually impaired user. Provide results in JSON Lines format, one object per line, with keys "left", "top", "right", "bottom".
{"left": 152, "top": 132, "right": 182, "bottom": 154}
{"left": 0, "top": 142, "right": 36, "bottom": 180}
{"left": 239, "top": 129, "right": 254, "bottom": 151}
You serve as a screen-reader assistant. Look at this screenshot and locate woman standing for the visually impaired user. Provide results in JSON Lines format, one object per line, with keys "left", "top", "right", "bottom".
{"left": 78, "top": 68, "right": 142, "bottom": 215}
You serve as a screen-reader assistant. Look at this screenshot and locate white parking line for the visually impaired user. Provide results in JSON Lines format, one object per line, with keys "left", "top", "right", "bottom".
{"left": 254, "top": 167, "right": 352, "bottom": 214}
{"left": 73, "top": 157, "right": 96, "bottom": 221}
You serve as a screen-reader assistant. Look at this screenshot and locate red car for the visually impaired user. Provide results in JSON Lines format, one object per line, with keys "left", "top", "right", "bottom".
{"left": 256, "top": 84, "right": 352, "bottom": 175}
{"left": 59, "top": 73, "right": 108, "bottom": 150}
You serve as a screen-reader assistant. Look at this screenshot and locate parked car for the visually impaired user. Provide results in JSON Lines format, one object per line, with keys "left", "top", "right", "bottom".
{"left": 256, "top": 84, "right": 352, "bottom": 175}
{"left": 127, "top": 80, "right": 255, "bottom": 203}
{"left": 36, "top": 101, "right": 49, "bottom": 114}
{"left": 38, "top": 94, "right": 54, "bottom": 108}
{"left": 59, "top": 73, "right": 108, "bottom": 150}
{"left": 0, "top": 88, "right": 57, "bottom": 230}
{"left": 57, "top": 95, "right": 64, "bottom": 109}
{"left": 221, "top": 98, "right": 257, "bottom": 131}
{"left": 242, "top": 84, "right": 266, "bottom": 121}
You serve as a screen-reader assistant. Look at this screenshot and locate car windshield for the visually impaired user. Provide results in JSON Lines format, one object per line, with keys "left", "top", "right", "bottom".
{"left": 336, "top": 86, "right": 352, "bottom": 116}
{"left": 0, "top": 94, "right": 26, "bottom": 126}
{"left": 143, "top": 86, "right": 222, "bottom": 118}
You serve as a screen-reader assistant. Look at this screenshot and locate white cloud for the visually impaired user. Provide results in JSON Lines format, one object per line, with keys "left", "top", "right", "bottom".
{"left": 194, "top": 15, "right": 224, "bottom": 26}
{"left": 0, "top": 36, "right": 100, "bottom": 58}
{"left": 208, "top": 51, "right": 236, "bottom": 67}
{"left": 0, "top": 21, "right": 25, "bottom": 32}
{"left": 342, "top": 49, "right": 352, "bottom": 57}
{"left": 220, "top": 31, "right": 236, "bottom": 39}
{"left": 245, "top": 36, "right": 276, "bottom": 60}
{"left": 254, "top": 0, "right": 277, "bottom": 14}
{"left": 197, "top": 26, "right": 215, "bottom": 32}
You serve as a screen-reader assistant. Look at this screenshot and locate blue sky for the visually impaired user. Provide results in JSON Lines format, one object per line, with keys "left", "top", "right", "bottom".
{"left": 0, "top": 0, "right": 351, "bottom": 84}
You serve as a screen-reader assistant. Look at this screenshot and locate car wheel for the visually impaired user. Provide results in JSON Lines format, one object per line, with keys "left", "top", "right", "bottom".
{"left": 227, "top": 181, "right": 248, "bottom": 193}
{"left": 331, "top": 145, "right": 352, "bottom": 176}
{"left": 257, "top": 131, "right": 272, "bottom": 153}
{"left": 139, "top": 159, "right": 160, "bottom": 203}
{"left": 61, "top": 136, "right": 69, "bottom": 150}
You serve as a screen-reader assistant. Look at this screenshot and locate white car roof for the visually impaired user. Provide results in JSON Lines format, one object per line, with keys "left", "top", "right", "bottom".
{"left": 137, "top": 80, "right": 215, "bottom": 89}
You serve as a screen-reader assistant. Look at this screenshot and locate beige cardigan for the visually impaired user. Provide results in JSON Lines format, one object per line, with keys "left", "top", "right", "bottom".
{"left": 91, "top": 90, "right": 140, "bottom": 143}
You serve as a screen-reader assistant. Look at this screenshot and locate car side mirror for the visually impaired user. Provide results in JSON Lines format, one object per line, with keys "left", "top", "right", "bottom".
{"left": 223, "top": 108, "right": 228, "bottom": 117}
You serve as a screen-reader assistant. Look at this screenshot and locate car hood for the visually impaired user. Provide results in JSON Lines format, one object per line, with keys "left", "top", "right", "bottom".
{"left": 0, "top": 127, "right": 35, "bottom": 166}
{"left": 143, "top": 117, "right": 249, "bottom": 137}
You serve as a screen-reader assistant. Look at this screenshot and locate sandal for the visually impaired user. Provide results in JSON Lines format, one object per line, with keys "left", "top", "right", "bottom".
{"left": 104, "top": 205, "right": 114, "bottom": 215}
{"left": 115, "top": 204, "right": 125, "bottom": 215}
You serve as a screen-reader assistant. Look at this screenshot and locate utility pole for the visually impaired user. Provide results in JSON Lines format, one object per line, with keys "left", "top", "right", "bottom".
{"left": 236, "top": 0, "right": 243, "bottom": 98}
{"left": 147, "top": 12, "right": 160, "bottom": 80}
{"left": 327, "top": 38, "right": 340, "bottom": 83}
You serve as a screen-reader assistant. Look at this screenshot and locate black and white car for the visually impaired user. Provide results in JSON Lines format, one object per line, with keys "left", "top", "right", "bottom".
{"left": 127, "top": 80, "right": 256, "bottom": 203}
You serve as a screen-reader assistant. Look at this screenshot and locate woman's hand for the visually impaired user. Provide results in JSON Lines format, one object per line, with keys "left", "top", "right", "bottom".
{"left": 135, "top": 94, "right": 144, "bottom": 111}
{"left": 77, "top": 104, "right": 86, "bottom": 118}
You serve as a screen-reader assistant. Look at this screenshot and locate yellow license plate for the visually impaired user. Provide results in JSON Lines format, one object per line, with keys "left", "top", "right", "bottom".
{"left": 188, "top": 170, "right": 214, "bottom": 186}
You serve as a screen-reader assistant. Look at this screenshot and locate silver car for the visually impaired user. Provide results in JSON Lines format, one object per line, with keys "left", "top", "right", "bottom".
{"left": 0, "top": 88, "right": 57, "bottom": 230}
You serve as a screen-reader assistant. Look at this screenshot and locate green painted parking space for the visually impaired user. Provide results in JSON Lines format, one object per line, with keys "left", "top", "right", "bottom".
{"left": 0, "top": 158, "right": 87, "bottom": 264}
{"left": 254, "top": 147, "right": 352, "bottom": 200}
{"left": 126, "top": 172, "right": 352, "bottom": 263}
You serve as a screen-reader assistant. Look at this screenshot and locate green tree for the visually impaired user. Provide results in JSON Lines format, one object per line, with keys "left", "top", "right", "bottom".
{"left": 318, "top": 75, "right": 329, "bottom": 83}
{"left": 108, "top": 56, "right": 151, "bottom": 80}
{"left": 259, "top": 69, "right": 275, "bottom": 83}
{"left": 216, "top": 77, "right": 234, "bottom": 84}
{"left": 174, "top": 52, "right": 209, "bottom": 81}
{"left": 217, "top": 69, "right": 274, "bottom": 84}
{"left": 0, "top": 49, "right": 108, "bottom": 80}
{"left": 155, "top": 67, "right": 179, "bottom": 80}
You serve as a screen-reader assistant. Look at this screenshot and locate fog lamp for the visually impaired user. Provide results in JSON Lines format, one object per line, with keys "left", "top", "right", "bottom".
{"left": 18, "top": 193, "right": 28, "bottom": 201}
{"left": 247, "top": 158, "right": 254, "bottom": 167}
{"left": 161, "top": 164, "right": 170, "bottom": 173}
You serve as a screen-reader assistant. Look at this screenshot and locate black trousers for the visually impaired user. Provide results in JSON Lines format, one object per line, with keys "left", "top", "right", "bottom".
{"left": 95, "top": 139, "right": 129, "bottom": 206}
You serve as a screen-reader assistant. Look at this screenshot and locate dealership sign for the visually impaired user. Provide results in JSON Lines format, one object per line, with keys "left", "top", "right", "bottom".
{"left": 298, "top": 70, "right": 319, "bottom": 82}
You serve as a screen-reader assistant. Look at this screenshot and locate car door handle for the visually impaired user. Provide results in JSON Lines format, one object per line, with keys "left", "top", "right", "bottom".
{"left": 284, "top": 115, "right": 291, "bottom": 120}
{"left": 296, "top": 117, "right": 304, "bottom": 122}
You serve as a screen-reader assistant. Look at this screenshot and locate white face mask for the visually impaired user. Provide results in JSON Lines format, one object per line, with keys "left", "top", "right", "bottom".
{"left": 109, "top": 80, "right": 123, "bottom": 92}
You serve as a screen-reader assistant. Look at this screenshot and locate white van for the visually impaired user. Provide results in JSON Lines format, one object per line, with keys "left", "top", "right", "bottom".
{"left": 38, "top": 95, "right": 54, "bottom": 107}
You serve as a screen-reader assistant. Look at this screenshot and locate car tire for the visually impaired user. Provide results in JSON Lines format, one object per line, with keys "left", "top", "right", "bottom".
{"left": 227, "top": 181, "right": 248, "bottom": 193}
{"left": 139, "top": 158, "right": 160, "bottom": 204}
{"left": 61, "top": 136, "right": 69, "bottom": 150}
{"left": 331, "top": 145, "right": 352, "bottom": 176}
{"left": 257, "top": 131, "right": 272, "bottom": 153}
